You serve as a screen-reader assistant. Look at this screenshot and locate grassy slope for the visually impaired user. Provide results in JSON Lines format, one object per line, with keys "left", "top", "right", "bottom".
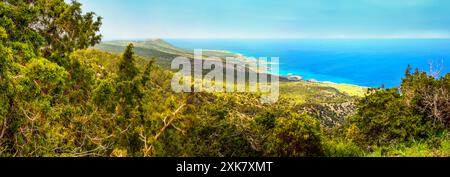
{"left": 280, "top": 81, "right": 366, "bottom": 104}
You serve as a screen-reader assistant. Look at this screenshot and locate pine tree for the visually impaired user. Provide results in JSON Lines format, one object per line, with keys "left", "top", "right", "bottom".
{"left": 118, "top": 43, "right": 139, "bottom": 81}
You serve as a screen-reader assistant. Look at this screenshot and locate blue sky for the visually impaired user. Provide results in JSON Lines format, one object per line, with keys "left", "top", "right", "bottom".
{"left": 77, "top": 0, "right": 450, "bottom": 39}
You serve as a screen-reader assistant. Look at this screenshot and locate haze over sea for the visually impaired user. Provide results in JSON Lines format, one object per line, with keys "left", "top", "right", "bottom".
{"left": 167, "top": 39, "right": 450, "bottom": 88}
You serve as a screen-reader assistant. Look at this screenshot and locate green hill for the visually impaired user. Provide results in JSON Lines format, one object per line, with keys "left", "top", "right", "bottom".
{"left": 95, "top": 39, "right": 249, "bottom": 69}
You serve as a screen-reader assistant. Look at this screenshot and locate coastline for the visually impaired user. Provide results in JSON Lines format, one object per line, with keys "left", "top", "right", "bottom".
{"left": 222, "top": 49, "right": 369, "bottom": 88}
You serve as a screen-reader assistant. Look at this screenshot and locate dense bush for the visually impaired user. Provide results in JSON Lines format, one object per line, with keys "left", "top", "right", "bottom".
{"left": 264, "top": 112, "right": 324, "bottom": 157}
{"left": 347, "top": 66, "right": 450, "bottom": 151}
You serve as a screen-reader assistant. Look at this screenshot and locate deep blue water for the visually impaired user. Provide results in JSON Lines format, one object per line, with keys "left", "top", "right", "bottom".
{"left": 166, "top": 39, "right": 450, "bottom": 88}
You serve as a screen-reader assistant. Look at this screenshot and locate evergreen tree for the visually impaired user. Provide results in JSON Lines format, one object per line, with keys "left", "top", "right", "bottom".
{"left": 118, "top": 44, "right": 139, "bottom": 81}
{"left": 1, "top": 0, "right": 102, "bottom": 63}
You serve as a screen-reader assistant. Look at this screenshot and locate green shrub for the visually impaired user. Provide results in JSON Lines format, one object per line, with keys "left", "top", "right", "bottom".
{"left": 323, "top": 138, "right": 364, "bottom": 157}
{"left": 349, "top": 88, "right": 432, "bottom": 147}
{"left": 264, "top": 112, "right": 324, "bottom": 157}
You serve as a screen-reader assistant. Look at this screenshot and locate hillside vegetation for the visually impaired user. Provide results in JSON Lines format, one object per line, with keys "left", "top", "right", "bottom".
{"left": 96, "top": 39, "right": 250, "bottom": 69}
{"left": 1, "top": 0, "right": 449, "bottom": 157}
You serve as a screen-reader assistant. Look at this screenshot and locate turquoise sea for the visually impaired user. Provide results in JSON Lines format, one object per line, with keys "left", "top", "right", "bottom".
{"left": 166, "top": 39, "right": 450, "bottom": 88}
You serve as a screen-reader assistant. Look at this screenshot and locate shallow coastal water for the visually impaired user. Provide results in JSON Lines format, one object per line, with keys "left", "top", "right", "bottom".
{"left": 166, "top": 39, "right": 450, "bottom": 88}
